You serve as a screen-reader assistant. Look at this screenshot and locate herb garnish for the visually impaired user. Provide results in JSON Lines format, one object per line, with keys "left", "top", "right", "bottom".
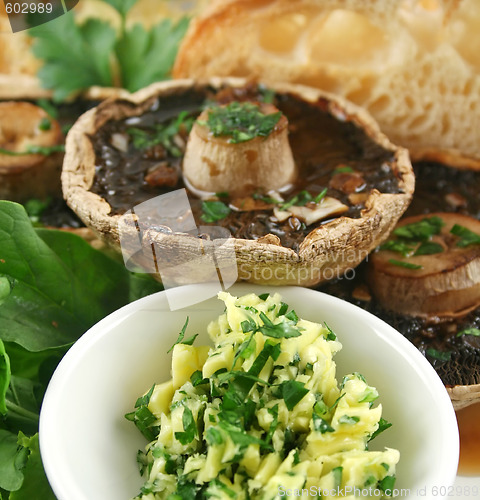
{"left": 393, "top": 216, "right": 444, "bottom": 241}
{"left": 201, "top": 200, "right": 231, "bottom": 223}
{"left": 388, "top": 259, "right": 423, "bottom": 270}
{"left": 0, "top": 145, "right": 65, "bottom": 156}
{"left": 456, "top": 327, "right": 480, "bottom": 337}
{"left": 174, "top": 406, "right": 197, "bottom": 445}
{"left": 380, "top": 216, "right": 445, "bottom": 263}
{"left": 369, "top": 417, "right": 392, "bottom": 441}
{"left": 450, "top": 224, "right": 480, "bottom": 247}
{"left": 198, "top": 101, "right": 282, "bottom": 144}
{"left": 426, "top": 348, "right": 452, "bottom": 362}
{"left": 128, "top": 110, "right": 194, "bottom": 156}
{"left": 28, "top": 3, "right": 189, "bottom": 100}
{"left": 280, "top": 380, "right": 309, "bottom": 410}
{"left": 167, "top": 317, "right": 198, "bottom": 353}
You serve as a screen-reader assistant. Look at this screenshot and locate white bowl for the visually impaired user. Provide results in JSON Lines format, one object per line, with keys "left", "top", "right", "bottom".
{"left": 39, "top": 284, "right": 459, "bottom": 500}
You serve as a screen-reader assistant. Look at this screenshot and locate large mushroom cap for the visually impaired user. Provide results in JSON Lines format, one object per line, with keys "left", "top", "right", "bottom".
{"left": 62, "top": 78, "right": 414, "bottom": 286}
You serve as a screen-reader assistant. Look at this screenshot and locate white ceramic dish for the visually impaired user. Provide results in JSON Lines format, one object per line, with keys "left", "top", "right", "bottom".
{"left": 39, "top": 284, "right": 459, "bottom": 500}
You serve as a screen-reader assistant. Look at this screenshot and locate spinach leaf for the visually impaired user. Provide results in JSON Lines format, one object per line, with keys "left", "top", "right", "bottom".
{"left": 10, "top": 433, "right": 55, "bottom": 500}
{"left": 0, "top": 341, "right": 10, "bottom": 415}
{"left": 0, "top": 202, "right": 161, "bottom": 351}
{"left": 0, "top": 430, "right": 24, "bottom": 491}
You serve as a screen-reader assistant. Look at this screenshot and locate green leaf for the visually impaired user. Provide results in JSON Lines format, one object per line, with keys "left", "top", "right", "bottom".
{"left": 10, "top": 433, "right": 55, "bottom": 500}
{"left": 202, "top": 101, "right": 282, "bottom": 144}
{"left": 332, "top": 466, "right": 343, "bottom": 489}
{"left": 369, "top": 417, "right": 392, "bottom": 441}
{"left": 380, "top": 239, "right": 415, "bottom": 257}
{"left": 333, "top": 166, "right": 354, "bottom": 174}
{"left": 387, "top": 259, "right": 423, "bottom": 270}
{"left": 201, "top": 201, "right": 231, "bottom": 223}
{"left": 3, "top": 376, "right": 42, "bottom": 436}
{"left": 280, "top": 380, "right": 309, "bottom": 410}
{"left": 426, "top": 348, "right": 452, "bottom": 362}
{"left": 205, "top": 427, "right": 223, "bottom": 446}
{"left": 175, "top": 406, "right": 197, "bottom": 445}
{"left": 259, "top": 319, "right": 301, "bottom": 339}
{"left": 0, "top": 202, "right": 134, "bottom": 351}
{"left": 116, "top": 18, "right": 190, "bottom": 92}
{"left": 338, "top": 415, "right": 360, "bottom": 425}
{"left": 30, "top": 13, "right": 116, "bottom": 101}
{"left": 102, "top": 0, "right": 137, "bottom": 17}
{"left": 457, "top": 327, "right": 480, "bottom": 337}
{"left": 393, "top": 216, "right": 444, "bottom": 241}
{"left": 167, "top": 317, "right": 191, "bottom": 353}
{"left": 450, "top": 224, "right": 480, "bottom": 247}
{"left": 0, "top": 341, "right": 10, "bottom": 416}
{"left": 414, "top": 241, "right": 444, "bottom": 256}
{"left": 378, "top": 475, "right": 396, "bottom": 495}
{"left": 0, "top": 429, "right": 24, "bottom": 491}
{"left": 312, "top": 414, "right": 334, "bottom": 434}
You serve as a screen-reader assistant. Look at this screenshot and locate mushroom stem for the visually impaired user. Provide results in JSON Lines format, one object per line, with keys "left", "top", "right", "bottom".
{"left": 182, "top": 102, "right": 296, "bottom": 197}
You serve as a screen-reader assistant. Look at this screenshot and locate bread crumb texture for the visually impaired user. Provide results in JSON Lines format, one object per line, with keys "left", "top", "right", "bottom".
{"left": 174, "top": 0, "right": 480, "bottom": 166}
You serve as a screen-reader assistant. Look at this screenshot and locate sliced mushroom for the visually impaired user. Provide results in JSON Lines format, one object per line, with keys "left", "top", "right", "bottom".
{"left": 182, "top": 102, "right": 296, "bottom": 197}
{"left": 0, "top": 102, "right": 63, "bottom": 201}
{"left": 368, "top": 213, "right": 480, "bottom": 318}
{"left": 274, "top": 197, "right": 348, "bottom": 226}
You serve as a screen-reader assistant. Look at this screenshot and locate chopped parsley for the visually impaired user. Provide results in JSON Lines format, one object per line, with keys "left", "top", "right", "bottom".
{"left": 198, "top": 101, "right": 282, "bottom": 144}
{"left": 280, "top": 380, "right": 309, "bottom": 410}
{"left": 201, "top": 200, "right": 231, "bottom": 223}
{"left": 369, "top": 417, "right": 393, "bottom": 441}
{"left": 426, "top": 348, "right": 452, "bottom": 362}
{"left": 450, "top": 224, "right": 480, "bottom": 247}
{"left": 388, "top": 259, "right": 423, "bottom": 270}
{"left": 127, "top": 110, "right": 194, "bottom": 156}
{"left": 393, "top": 216, "right": 444, "bottom": 241}
{"left": 167, "top": 317, "right": 198, "bottom": 353}
{"left": 127, "top": 292, "right": 397, "bottom": 497}
{"left": 456, "top": 327, "right": 480, "bottom": 337}
{"left": 174, "top": 406, "right": 197, "bottom": 445}
{"left": 339, "top": 415, "right": 360, "bottom": 425}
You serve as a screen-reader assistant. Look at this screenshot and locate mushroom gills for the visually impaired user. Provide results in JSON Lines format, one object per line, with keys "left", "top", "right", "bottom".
{"left": 368, "top": 212, "right": 480, "bottom": 318}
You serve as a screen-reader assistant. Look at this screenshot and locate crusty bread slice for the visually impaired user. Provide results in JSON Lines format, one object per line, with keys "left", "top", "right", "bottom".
{"left": 173, "top": 0, "right": 480, "bottom": 169}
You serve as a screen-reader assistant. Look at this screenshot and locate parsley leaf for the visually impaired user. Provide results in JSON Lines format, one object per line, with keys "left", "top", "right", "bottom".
{"left": 201, "top": 102, "right": 282, "bottom": 144}
{"left": 124, "top": 385, "right": 158, "bottom": 441}
{"left": 260, "top": 320, "right": 301, "bottom": 339}
{"left": 175, "top": 406, "right": 197, "bottom": 445}
{"left": 313, "top": 414, "right": 334, "bottom": 433}
{"left": 414, "top": 241, "right": 444, "bottom": 255}
{"left": 338, "top": 415, "right": 360, "bottom": 425}
{"left": 369, "top": 417, "right": 392, "bottom": 441}
{"left": 167, "top": 317, "right": 196, "bottom": 353}
{"left": 393, "top": 216, "right": 444, "bottom": 241}
{"left": 388, "top": 259, "right": 423, "bottom": 270}
{"left": 281, "top": 380, "right": 309, "bottom": 410}
{"left": 201, "top": 201, "right": 231, "bottom": 223}
{"left": 426, "top": 348, "right": 452, "bottom": 362}
{"left": 30, "top": 14, "right": 116, "bottom": 101}
{"left": 456, "top": 327, "right": 480, "bottom": 337}
{"left": 29, "top": 6, "right": 190, "bottom": 100}
{"left": 450, "top": 224, "right": 480, "bottom": 247}
{"left": 116, "top": 18, "right": 190, "bottom": 92}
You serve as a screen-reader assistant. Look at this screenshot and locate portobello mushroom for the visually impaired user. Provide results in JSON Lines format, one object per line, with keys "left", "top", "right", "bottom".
{"left": 62, "top": 78, "right": 414, "bottom": 286}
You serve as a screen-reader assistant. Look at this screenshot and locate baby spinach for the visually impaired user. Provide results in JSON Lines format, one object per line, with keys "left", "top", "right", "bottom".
{"left": 0, "top": 201, "right": 163, "bottom": 498}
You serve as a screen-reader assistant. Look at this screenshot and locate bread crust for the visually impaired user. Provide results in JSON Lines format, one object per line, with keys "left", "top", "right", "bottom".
{"left": 173, "top": 0, "right": 480, "bottom": 169}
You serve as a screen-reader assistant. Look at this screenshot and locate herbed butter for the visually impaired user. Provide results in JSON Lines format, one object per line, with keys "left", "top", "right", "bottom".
{"left": 126, "top": 292, "right": 400, "bottom": 499}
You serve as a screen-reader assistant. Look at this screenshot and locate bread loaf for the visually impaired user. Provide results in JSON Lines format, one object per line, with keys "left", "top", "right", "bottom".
{"left": 173, "top": 0, "right": 480, "bottom": 169}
